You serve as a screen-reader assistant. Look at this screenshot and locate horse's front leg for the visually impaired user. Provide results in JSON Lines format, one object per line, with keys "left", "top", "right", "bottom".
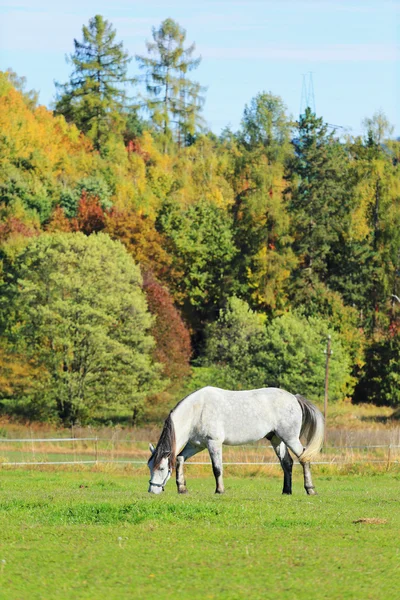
{"left": 176, "top": 456, "right": 187, "bottom": 494}
{"left": 207, "top": 440, "right": 224, "bottom": 494}
{"left": 176, "top": 442, "right": 204, "bottom": 494}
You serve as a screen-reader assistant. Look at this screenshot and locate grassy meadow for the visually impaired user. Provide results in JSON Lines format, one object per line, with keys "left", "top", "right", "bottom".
{"left": 0, "top": 467, "right": 399, "bottom": 600}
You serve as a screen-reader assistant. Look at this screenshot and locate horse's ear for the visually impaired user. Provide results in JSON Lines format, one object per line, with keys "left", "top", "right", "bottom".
{"left": 149, "top": 443, "right": 155, "bottom": 454}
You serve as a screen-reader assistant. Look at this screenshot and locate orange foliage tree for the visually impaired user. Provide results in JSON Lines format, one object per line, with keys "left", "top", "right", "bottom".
{"left": 105, "top": 208, "right": 175, "bottom": 282}
{"left": 0, "top": 216, "right": 40, "bottom": 242}
{"left": 143, "top": 272, "right": 191, "bottom": 383}
{"left": 73, "top": 192, "right": 108, "bottom": 235}
{"left": 45, "top": 206, "right": 73, "bottom": 233}
{"left": 0, "top": 345, "right": 45, "bottom": 400}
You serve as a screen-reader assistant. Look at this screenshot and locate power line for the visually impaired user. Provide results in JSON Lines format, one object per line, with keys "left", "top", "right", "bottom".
{"left": 299, "top": 75, "right": 356, "bottom": 138}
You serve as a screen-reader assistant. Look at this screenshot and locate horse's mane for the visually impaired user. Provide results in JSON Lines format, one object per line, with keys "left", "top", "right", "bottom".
{"left": 152, "top": 412, "right": 176, "bottom": 470}
{"left": 151, "top": 391, "right": 200, "bottom": 470}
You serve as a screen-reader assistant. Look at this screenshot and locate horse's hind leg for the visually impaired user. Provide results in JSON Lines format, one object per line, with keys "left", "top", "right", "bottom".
{"left": 176, "top": 442, "right": 203, "bottom": 494}
{"left": 269, "top": 434, "right": 293, "bottom": 495}
{"left": 301, "top": 461, "right": 317, "bottom": 496}
{"left": 207, "top": 440, "right": 224, "bottom": 494}
{"left": 283, "top": 437, "right": 317, "bottom": 496}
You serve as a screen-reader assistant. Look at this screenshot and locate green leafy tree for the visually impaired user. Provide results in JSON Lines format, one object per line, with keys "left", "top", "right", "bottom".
{"left": 204, "top": 298, "right": 353, "bottom": 401}
{"left": 203, "top": 296, "right": 267, "bottom": 388}
{"left": 136, "top": 18, "right": 205, "bottom": 150}
{"left": 362, "top": 110, "right": 394, "bottom": 147}
{"left": 240, "top": 92, "right": 292, "bottom": 161}
{"left": 55, "top": 15, "right": 134, "bottom": 151}
{"left": 262, "top": 312, "right": 353, "bottom": 401}
{"left": 0, "top": 233, "right": 162, "bottom": 424}
{"left": 156, "top": 199, "right": 237, "bottom": 337}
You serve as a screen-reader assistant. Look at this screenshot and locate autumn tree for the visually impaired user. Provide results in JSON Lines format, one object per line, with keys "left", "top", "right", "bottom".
{"left": 230, "top": 95, "right": 294, "bottom": 312}
{"left": 105, "top": 208, "right": 173, "bottom": 282}
{"left": 0, "top": 70, "right": 95, "bottom": 223}
{"left": 143, "top": 272, "right": 191, "bottom": 382}
{"left": 231, "top": 174, "right": 296, "bottom": 312}
{"left": 5, "top": 69, "right": 38, "bottom": 109}
{"left": 45, "top": 207, "right": 73, "bottom": 233}
{"left": 59, "top": 175, "right": 113, "bottom": 219}
{"left": 0, "top": 344, "right": 44, "bottom": 402}
{"left": 55, "top": 15, "right": 134, "bottom": 151}
{"left": 0, "top": 200, "right": 40, "bottom": 271}
{"left": 74, "top": 192, "right": 108, "bottom": 235}
{"left": 328, "top": 115, "right": 400, "bottom": 331}
{"left": 136, "top": 18, "right": 205, "bottom": 150}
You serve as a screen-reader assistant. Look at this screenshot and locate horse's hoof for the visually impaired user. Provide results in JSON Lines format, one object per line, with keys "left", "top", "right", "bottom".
{"left": 215, "top": 489, "right": 225, "bottom": 494}
{"left": 306, "top": 488, "right": 317, "bottom": 496}
{"left": 178, "top": 487, "right": 188, "bottom": 494}
{"left": 282, "top": 490, "right": 292, "bottom": 495}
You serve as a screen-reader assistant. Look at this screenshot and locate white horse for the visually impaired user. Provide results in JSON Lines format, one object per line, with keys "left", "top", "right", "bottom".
{"left": 148, "top": 386, "right": 324, "bottom": 495}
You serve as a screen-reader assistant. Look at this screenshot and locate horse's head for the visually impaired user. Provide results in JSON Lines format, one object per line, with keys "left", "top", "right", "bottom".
{"left": 148, "top": 443, "right": 172, "bottom": 494}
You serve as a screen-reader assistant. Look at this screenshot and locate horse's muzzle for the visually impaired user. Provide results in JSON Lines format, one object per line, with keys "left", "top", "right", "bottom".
{"left": 148, "top": 484, "right": 164, "bottom": 494}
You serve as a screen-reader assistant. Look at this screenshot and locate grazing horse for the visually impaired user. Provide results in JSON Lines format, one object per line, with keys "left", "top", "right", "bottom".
{"left": 148, "top": 386, "right": 324, "bottom": 495}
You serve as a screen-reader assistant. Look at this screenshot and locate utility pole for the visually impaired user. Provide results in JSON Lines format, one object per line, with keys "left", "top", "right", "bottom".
{"left": 300, "top": 72, "right": 316, "bottom": 116}
{"left": 324, "top": 335, "right": 332, "bottom": 448}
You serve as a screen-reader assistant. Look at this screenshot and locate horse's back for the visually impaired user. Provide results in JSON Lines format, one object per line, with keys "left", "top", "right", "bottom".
{"left": 191, "top": 386, "right": 301, "bottom": 446}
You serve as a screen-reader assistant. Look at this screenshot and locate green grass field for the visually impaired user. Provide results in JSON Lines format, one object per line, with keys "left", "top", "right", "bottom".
{"left": 0, "top": 468, "right": 399, "bottom": 600}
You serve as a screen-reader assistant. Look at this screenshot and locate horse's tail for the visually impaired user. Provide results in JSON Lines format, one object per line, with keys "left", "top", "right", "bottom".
{"left": 296, "top": 394, "right": 324, "bottom": 462}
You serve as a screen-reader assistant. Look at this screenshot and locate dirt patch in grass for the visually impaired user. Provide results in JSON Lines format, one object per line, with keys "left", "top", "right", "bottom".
{"left": 353, "top": 517, "right": 388, "bottom": 524}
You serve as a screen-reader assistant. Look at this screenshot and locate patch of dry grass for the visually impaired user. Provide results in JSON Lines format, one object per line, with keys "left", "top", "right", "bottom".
{"left": 353, "top": 518, "right": 388, "bottom": 525}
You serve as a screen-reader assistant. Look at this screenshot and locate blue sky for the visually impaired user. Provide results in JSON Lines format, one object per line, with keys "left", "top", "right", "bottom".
{"left": 0, "top": 0, "right": 399, "bottom": 136}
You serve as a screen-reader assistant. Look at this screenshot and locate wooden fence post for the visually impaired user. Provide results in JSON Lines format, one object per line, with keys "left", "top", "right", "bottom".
{"left": 324, "top": 335, "right": 332, "bottom": 448}
{"left": 386, "top": 444, "right": 392, "bottom": 471}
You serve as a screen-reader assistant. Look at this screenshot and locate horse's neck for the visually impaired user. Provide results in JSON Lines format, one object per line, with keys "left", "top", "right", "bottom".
{"left": 171, "top": 394, "right": 198, "bottom": 454}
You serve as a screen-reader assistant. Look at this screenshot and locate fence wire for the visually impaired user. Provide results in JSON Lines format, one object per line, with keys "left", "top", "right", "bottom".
{"left": 0, "top": 437, "right": 399, "bottom": 467}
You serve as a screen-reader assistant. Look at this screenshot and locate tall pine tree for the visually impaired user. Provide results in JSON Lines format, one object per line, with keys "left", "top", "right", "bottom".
{"left": 285, "top": 108, "right": 352, "bottom": 307}
{"left": 136, "top": 18, "right": 205, "bottom": 151}
{"left": 55, "top": 15, "right": 134, "bottom": 151}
